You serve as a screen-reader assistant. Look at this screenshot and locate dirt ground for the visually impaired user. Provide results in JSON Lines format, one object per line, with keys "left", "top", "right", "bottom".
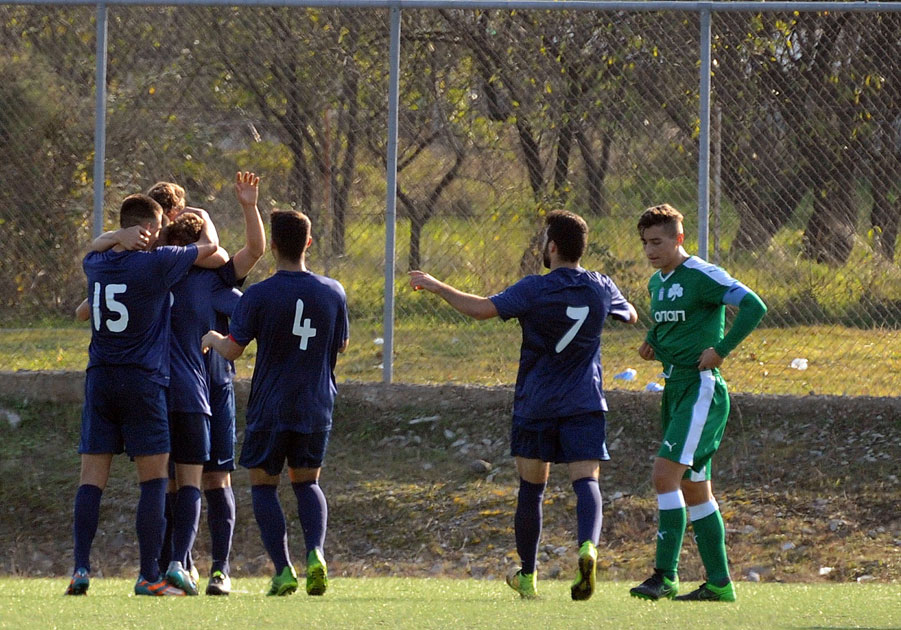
{"left": 0, "top": 373, "right": 899, "bottom": 584}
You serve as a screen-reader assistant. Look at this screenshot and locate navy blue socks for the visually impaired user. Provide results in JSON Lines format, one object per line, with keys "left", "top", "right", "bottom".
{"left": 514, "top": 478, "right": 546, "bottom": 575}
{"left": 292, "top": 481, "right": 327, "bottom": 554}
{"left": 72, "top": 484, "right": 103, "bottom": 573}
{"left": 205, "top": 487, "right": 236, "bottom": 575}
{"left": 572, "top": 477, "right": 602, "bottom": 545}
{"left": 136, "top": 478, "right": 168, "bottom": 581}
{"left": 251, "top": 484, "right": 290, "bottom": 573}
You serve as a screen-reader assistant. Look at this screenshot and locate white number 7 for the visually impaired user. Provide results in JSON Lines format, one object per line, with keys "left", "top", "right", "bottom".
{"left": 292, "top": 299, "right": 318, "bottom": 350}
{"left": 555, "top": 305, "right": 589, "bottom": 353}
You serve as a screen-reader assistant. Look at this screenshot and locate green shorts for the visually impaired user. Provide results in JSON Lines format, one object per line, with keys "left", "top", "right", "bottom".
{"left": 658, "top": 369, "right": 729, "bottom": 476}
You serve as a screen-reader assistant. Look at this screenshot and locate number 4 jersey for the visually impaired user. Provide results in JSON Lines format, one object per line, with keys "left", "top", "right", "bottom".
{"left": 228, "top": 270, "right": 349, "bottom": 434}
{"left": 83, "top": 245, "right": 198, "bottom": 385}
{"left": 489, "top": 267, "right": 633, "bottom": 419}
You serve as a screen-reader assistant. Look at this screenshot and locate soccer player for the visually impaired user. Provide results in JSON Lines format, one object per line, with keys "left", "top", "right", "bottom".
{"left": 202, "top": 209, "right": 349, "bottom": 597}
{"left": 200, "top": 171, "right": 266, "bottom": 596}
{"left": 409, "top": 210, "right": 638, "bottom": 601}
{"left": 629, "top": 204, "right": 766, "bottom": 603}
{"left": 66, "top": 194, "right": 218, "bottom": 596}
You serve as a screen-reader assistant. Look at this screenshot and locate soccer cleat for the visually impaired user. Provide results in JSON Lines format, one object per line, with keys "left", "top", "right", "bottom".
{"left": 570, "top": 541, "right": 597, "bottom": 601}
{"left": 165, "top": 560, "right": 199, "bottom": 596}
{"left": 505, "top": 569, "right": 538, "bottom": 599}
{"left": 305, "top": 549, "right": 328, "bottom": 596}
{"left": 266, "top": 565, "right": 298, "bottom": 596}
{"left": 64, "top": 568, "right": 90, "bottom": 596}
{"left": 189, "top": 563, "right": 200, "bottom": 586}
{"left": 134, "top": 575, "right": 186, "bottom": 596}
{"left": 205, "top": 571, "right": 231, "bottom": 596}
{"left": 674, "top": 581, "right": 736, "bottom": 602}
{"left": 630, "top": 571, "right": 679, "bottom": 601}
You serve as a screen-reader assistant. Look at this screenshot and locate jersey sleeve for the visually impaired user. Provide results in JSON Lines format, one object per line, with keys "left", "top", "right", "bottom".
{"left": 489, "top": 276, "right": 537, "bottom": 321}
{"left": 155, "top": 244, "right": 199, "bottom": 288}
{"left": 697, "top": 264, "right": 737, "bottom": 305}
{"left": 227, "top": 289, "right": 257, "bottom": 347}
{"left": 603, "top": 275, "right": 633, "bottom": 322}
{"left": 210, "top": 280, "right": 243, "bottom": 318}
{"left": 215, "top": 258, "right": 246, "bottom": 289}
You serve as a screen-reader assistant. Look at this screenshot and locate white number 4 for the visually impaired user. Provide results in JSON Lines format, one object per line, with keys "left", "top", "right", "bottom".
{"left": 555, "top": 305, "right": 589, "bottom": 353}
{"left": 292, "top": 299, "right": 318, "bottom": 350}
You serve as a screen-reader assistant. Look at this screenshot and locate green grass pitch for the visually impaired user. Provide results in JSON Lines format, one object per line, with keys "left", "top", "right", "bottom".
{"left": 1, "top": 578, "right": 898, "bottom": 630}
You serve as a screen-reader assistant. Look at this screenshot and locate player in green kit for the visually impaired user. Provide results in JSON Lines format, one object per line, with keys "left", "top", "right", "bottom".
{"left": 629, "top": 204, "right": 766, "bottom": 603}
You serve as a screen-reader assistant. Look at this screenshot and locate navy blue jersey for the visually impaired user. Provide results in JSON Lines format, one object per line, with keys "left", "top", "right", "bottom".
{"left": 84, "top": 245, "right": 198, "bottom": 385}
{"left": 229, "top": 270, "right": 349, "bottom": 433}
{"left": 168, "top": 268, "right": 242, "bottom": 414}
{"left": 207, "top": 260, "right": 245, "bottom": 387}
{"left": 489, "top": 267, "right": 632, "bottom": 419}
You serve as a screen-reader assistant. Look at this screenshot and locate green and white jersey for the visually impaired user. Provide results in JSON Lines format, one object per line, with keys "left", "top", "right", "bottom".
{"left": 646, "top": 256, "right": 746, "bottom": 375}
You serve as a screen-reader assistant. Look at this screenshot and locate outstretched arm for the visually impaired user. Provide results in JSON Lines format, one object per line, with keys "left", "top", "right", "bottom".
{"left": 230, "top": 171, "right": 266, "bottom": 280}
{"left": 201, "top": 331, "right": 245, "bottom": 362}
{"left": 89, "top": 226, "right": 150, "bottom": 252}
{"left": 408, "top": 270, "right": 498, "bottom": 320}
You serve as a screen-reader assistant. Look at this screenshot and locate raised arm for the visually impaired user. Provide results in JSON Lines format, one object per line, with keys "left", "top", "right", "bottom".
{"left": 201, "top": 330, "right": 245, "bottom": 362}
{"left": 88, "top": 225, "right": 150, "bottom": 252}
{"left": 230, "top": 171, "right": 266, "bottom": 280}
{"left": 408, "top": 270, "right": 498, "bottom": 320}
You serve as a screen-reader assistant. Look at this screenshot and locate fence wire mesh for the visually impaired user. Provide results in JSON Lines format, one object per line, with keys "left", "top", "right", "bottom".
{"left": 0, "top": 4, "right": 898, "bottom": 396}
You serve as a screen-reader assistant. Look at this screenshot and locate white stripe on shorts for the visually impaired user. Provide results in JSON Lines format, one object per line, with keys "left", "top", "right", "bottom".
{"left": 680, "top": 370, "right": 716, "bottom": 466}
{"left": 688, "top": 499, "right": 719, "bottom": 522}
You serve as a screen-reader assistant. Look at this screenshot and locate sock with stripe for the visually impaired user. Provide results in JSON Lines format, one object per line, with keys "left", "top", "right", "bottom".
{"left": 655, "top": 490, "right": 686, "bottom": 580}
{"left": 689, "top": 499, "right": 731, "bottom": 586}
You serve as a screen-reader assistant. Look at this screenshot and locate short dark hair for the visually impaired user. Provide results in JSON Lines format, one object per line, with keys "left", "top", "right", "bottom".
{"left": 119, "top": 194, "right": 163, "bottom": 229}
{"left": 147, "top": 181, "right": 186, "bottom": 214}
{"left": 271, "top": 209, "right": 311, "bottom": 263}
{"left": 545, "top": 209, "right": 588, "bottom": 262}
{"left": 637, "top": 204, "right": 684, "bottom": 237}
{"left": 164, "top": 213, "right": 203, "bottom": 246}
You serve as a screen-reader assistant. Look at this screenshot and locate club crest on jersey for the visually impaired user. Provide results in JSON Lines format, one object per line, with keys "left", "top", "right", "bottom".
{"left": 667, "top": 283, "right": 683, "bottom": 301}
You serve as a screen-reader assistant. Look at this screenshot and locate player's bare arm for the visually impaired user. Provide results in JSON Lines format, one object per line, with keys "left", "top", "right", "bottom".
{"left": 89, "top": 225, "right": 150, "bottom": 252}
{"left": 339, "top": 337, "right": 349, "bottom": 353}
{"left": 231, "top": 171, "right": 266, "bottom": 279}
{"left": 75, "top": 298, "right": 90, "bottom": 322}
{"left": 201, "top": 330, "right": 245, "bottom": 361}
{"left": 697, "top": 347, "right": 724, "bottom": 370}
{"left": 190, "top": 209, "right": 221, "bottom": 263}
{"left": 408, "top": 270, "right": 498, "bottom": 320}
{"left": 638, "top": 341, "right": 656, "bottom": 361}
{"left": 180, "top": 206, "right": 230, "bottom": 268}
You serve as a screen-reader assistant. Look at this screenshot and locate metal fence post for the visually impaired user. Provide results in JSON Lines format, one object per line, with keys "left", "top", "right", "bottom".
{"left": 92, "top": 2, "right": 109, "bottom": 238}
{"left": 382, "top": 3, "right": 401, "bottom": 384}
{"left": 697, "top": 4, "right": 711, "bottom": 260}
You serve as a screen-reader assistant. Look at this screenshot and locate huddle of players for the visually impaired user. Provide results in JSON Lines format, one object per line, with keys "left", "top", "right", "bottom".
{"left": 67, "top": 179, "right": 764, "bottom": 603}
{"left": 67, "top": 173, "right": 348, "bottom": 597}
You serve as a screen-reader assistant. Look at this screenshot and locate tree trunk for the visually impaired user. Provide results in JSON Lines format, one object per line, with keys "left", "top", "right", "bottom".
{"left": 803, "top": 177, "right": 857, "bottom": 265}
{"left": 576, "top": 126, "right": 612, "bottom": 217}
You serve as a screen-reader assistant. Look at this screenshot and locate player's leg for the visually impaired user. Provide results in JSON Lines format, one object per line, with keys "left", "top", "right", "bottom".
{"left": 674, "top": 373, "right": 735, "bottom": 602}
{"left": 68, "top": 370, "right": 120, "bottom": 595}
{"left": 126, "top": 378, "right": 185, "bottom": 596}
{"left": 287, "top": 431, "right": 329, "bottom": 596}
{"left": 158, "top": 469, "right": 176, "bottom": 573}
{"left": 133, "top": 453, "right": 184, "bottom": 596}
{"left": 562, "top": 412, "right": 608, "bottom": 601}
{"left": 67, "top": 453, "right": 113, "bottom": 595}
{"left": 165, "top": 412, "right": 210, "bottom": 595}
{"left": 203, "top": 383, "right": 237, "bottom": 595}
{"left": 506, "top": 446, "right": 550, "bottom": 599}
{"left": 202, "top": 471, "right": 235, "bottom": 595}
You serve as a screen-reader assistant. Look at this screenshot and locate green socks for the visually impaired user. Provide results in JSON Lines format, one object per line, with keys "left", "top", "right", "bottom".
{"left": 689, "top": 500, "right": 730, "bottom": 586}
{"left": 655, "top": 490, "right": 687, "bottom": 577}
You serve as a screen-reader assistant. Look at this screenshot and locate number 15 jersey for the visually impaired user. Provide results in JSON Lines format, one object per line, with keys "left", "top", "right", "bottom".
{"left": 228, "top": 270, "right": 349, "bottom": 434}
{"left": 490, "top": 267, "right": 633, "bottom": 420}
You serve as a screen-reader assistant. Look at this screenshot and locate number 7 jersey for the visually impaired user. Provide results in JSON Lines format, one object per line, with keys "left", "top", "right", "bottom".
{"left": 489, "top": 267, "right": 633, "bottom": 419}
{"left": 228, "top": 270, "right": 349, "bottom": 434}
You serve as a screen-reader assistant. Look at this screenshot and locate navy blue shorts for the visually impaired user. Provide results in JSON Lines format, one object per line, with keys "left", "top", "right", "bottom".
{"left": 510, "top": 411, "right": 610, "bottom": 464}
{"left": 80, "top": 366, "right": 169, "bottom": 457}
{"left": 239, "top": 430, "right": 329, "bottom": 476}
{"left": 169, "top": 411, "right": 210, "bottom": 465}
{"left": 204, "top": 382, "right": 236, "bottom": 472}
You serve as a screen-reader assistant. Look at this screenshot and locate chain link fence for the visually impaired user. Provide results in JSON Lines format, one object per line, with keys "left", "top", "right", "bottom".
{"left": 0, "top": 2, "right": 898, "bottom": 396}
